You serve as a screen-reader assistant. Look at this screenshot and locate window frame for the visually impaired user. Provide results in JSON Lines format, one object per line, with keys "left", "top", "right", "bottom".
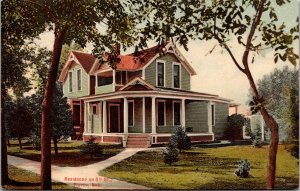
{"left": 128, "top": 100, "right": 134, "bottom": 127}
{"left": 172, "top": 62, "right": 181, "bottom": 89}
{"left": 156, "top": 60, "right": 166, "bottom": 87}
{"left": 68, "top": 71, "right": 73, "bottom": 93}
{"left": 77, "top": 69, "right": 82, "bottom": 91}
{"left": 173, "top": 100, "right": 181, "bottom": 126}
{"left": 156, "top": 100, "right": 166, "bottom": 126}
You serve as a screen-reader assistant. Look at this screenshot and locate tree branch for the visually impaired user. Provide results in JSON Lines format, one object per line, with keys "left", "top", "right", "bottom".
{"left": 214, "top": 35, "right": 246, "bottom": 73}
{"left": 25, "top": 0, "right": 58, "bottom": 23}
{"left": 242, "top": 0, "right": 266, "bottom": 68}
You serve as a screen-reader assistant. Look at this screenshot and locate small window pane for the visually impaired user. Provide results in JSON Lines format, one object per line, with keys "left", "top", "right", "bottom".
{"left": 173, "top": 65, "right": 180, "bottom": 88}
{"left": 157, "top": 62, "right": 164, "bottom": 86}
{"left": 128, "top": 101, "right": 134, "bottom": 126}
{"left": 93, "top": 105, "right": 97, "bottom": 115}
{"left": 69, "top": 72, "right": 73, "bottom": 92}
{"left": 158, "top": 101, "right": 165, "bottom": 126}
{"left": 174, "top": 102, "right": 181, "bottom": 126}
{"left": 77, "top": 70, "right": 81, "bottom": 91}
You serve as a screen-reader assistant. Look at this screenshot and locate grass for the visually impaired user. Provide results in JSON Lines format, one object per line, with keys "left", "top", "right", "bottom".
{"left": 7, "top": 140, "right": 124, "bottom": 167}
{"left": 99, "top": 145, "right": 299, "bottom": 190}
{"left": 3, "top": 165, "right": 76, "bottom": 190}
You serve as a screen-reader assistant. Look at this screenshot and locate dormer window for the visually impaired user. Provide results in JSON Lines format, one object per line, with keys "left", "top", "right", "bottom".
{"left": 173, "top": 63, "right": 181, "bottom": 88}
{"left": 157, "top": 61, "right": 165, "bottom": 87}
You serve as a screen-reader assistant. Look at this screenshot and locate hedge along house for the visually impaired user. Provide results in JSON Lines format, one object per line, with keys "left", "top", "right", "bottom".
{"left": 58, "top": 41, "right": 233, "bottom": 148}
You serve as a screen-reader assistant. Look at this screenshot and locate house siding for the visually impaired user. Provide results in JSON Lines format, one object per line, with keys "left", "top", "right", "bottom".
{"left": 144, "top": 53, "right": 191, "bottom": 90}
{"left": 95, "top": 84, "right": 114, "bottom": 94}
{"left": 213, "top": 102, "right": 229, "bottom": 139}
{"left": 185, "top": 101, "right": 208, "bottom": 133}
{"left": 63, "top": 63, "right": 89, "bottom": 98}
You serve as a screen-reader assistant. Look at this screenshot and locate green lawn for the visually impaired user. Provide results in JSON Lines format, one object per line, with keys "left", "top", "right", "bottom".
{"left": 99, "top": 145, "right": 299, "bottom": 190}
{"left": 3, "top": 165, "right": 77, "bottom": 190}
{"left": 7, "top": 140, "right": 123, "bottom": 167}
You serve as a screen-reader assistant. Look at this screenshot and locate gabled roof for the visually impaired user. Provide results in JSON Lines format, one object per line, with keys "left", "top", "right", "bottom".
{"left": 58, "top": 50, "right": 97, "bottom": 82}
{"left": 119, "top": 77, "right": 155, "bottom": 91}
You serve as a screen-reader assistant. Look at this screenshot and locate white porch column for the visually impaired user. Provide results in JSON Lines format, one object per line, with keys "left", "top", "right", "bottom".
{"left": 181, "top": 99, "right": 186, "bottom": 130}
{"left": 207, "top": 101, "right": 213, "bottom": 133}
{"left": 151, "top": 96, "right": 156, "bottom": 134}
{"left": 123, "top": 97, "right": 128, "bottom": 134}
{"left": 99, "top": 101, "right": 103, "bottom": 133}
{"left": 84, "top": 102, "right": 88, "bottom": 133}
{"left": 142, "top": 97, "right": 146, "bottom": 133}
{"left": 103, "top": 100, "right": 107, "bottom": 133}
{"left": 112, "top": 70, "right": 116, "bottom": 91}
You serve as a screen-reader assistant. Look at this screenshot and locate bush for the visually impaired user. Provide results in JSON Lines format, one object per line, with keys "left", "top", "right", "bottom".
{"left": 80, "top": 137, "right": 103, "bottom": 159}
{"left": 251, "top": 129, "right": 262, "bottom": 148}
{"left": 235, "top": 159, "right": 250, "bottom": 178}
{"left": 290, "top": 144, "right": 299, "bottom": 159}
{"left": 225, "top": 114, "right": 245, "bottom": 140}
{"left": 31, "top": 134, "right": 41, "bottom": 151}
{"left": 186, "top": 127, "right": 193, "bottom": 132}
{"left": 169, "top": 126, "right": 191, "bottom": 152}
{"left": 163, "top": 146, "right": 179, "bottom": 165}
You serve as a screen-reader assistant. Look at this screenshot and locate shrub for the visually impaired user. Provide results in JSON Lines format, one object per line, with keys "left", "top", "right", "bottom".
{"left": 226, "top": 114, "right": 245, "bottom": 140}
{"left": 169, "top": 126, "right": 191, "bottom": 152}
{"left": 186, "top": 127, "right": 193, "bottom": 132}
{"left": 31, "top": 134, "right": 41, "bottom": 151}
{"left": 228, "top": 114, "right": 245, "bottom": 129}
{"left": 235, "top": 159, "right": 250, "bottom": 178}
{"left": 290, "top": 144, "right": 299, "bottom": 159}
{"left": 251, "top": 128, "right": 262, "bottom": 148}
{"left": 80, "top": 137, "right": 103, "bottom": 159}
{"left": 163, "top": 145, "right": 179, "bottom": 165}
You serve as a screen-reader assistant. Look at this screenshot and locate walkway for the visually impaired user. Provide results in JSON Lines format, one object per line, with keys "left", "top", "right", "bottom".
{"left": 8, "top": 148, "right": 151, "bottom": 189}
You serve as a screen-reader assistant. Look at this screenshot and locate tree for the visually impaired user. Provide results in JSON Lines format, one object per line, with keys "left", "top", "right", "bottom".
{"left": 168, "top": 126, "right": 191, "bottom": 153}
{"left": 51, "top": 84, "right": 73, "bottom": 155}
{"left": 255, "top": 67, "right": 299, "bottom": 143}
{"left": 9, "top": 1, "right": 137, "bottom": 189}
{"left": 7, "top": 98, "right": 33, "bottom": 149}
{"left": 132, "top": 0, "right": 298, "bottom": 188}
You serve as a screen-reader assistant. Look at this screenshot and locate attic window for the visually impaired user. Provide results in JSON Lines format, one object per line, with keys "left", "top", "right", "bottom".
{"left": 173, "top": 64, "right": 180, "bottom": 88}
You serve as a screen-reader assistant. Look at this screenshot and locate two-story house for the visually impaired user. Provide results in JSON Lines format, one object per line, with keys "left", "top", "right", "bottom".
{"left": 58, "top": 41, "right": 232, "bottom": 148}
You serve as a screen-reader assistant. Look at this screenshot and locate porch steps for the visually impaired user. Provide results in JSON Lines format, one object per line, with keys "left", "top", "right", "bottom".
{"left": 126, "top": 134, "right": 150, "bottom": 148}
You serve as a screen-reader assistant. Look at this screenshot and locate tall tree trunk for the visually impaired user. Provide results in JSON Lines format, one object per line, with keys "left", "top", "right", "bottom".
{"left": 244, "top": 69, "right": 279, "bottom": 189}
{"left": 1, "top": 89, "right": 9, "bottom": 186}
{"left": 53, "top": 138, "right": 58, "bottom": 155}
{"left": 41, "top": 28, "right": 67, "bottom": 190}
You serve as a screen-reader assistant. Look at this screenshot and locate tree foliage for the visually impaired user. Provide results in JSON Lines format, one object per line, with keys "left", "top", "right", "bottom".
{"left": 169, "top": 126, "right": 191, "bottom": 153}
{"left": 80, "top": 137, "right": 103, "bottom": 160}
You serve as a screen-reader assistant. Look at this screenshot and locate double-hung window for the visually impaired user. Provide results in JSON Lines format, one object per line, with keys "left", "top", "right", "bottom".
{"left": 77, "top": 69, "right": 81, "bottom": 91}
{"left": 173, "top": 64, "right": 180, "bottom": 88}
{"left": 157, "top": 62, "right": 165, "bottom": 87}
{"left": 68, "top": 71, "right": 73, "bottom": 92}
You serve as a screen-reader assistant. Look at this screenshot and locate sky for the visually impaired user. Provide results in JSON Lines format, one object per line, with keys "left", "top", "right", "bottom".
{"left": 36, "top": 1, "right": 299, "bottom": 115}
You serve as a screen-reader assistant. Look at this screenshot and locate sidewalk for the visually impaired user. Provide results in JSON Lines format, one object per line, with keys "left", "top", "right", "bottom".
{"left": 8, "top": 148, "right": 151, "bottom": 190}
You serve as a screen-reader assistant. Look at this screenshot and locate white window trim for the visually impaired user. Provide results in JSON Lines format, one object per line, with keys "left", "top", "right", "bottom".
{"left": 128, "top": 100, "right": 134, "bottom": 127}
{"left": 211, "top": 103, "right": 215, "bottom": 126}
{"left": 156, "top": 60, "right": 166, "bottom": 87}
{"left": 172, "top": 100, "right": 181, "bottom": 126}
{"left": 172, "top": 62, "right": 181, "bottom": 89}
{"left": 68, "top": 71, "right": 73, "bottom": 93}
{"left": 77, "top": 69, "right": 82, "bottom": 91}
{"left": 156, "top": 99, "right": 166, "bottom": 126}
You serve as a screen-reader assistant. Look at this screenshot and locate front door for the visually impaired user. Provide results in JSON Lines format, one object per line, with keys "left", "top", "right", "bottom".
{"left": 108, "top": 104, "right": 120, "bottom": 133}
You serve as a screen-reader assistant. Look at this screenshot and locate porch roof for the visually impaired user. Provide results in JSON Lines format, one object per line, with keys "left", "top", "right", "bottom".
{"left": 78, "top": 88, "right": 232, "bottom": 103}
